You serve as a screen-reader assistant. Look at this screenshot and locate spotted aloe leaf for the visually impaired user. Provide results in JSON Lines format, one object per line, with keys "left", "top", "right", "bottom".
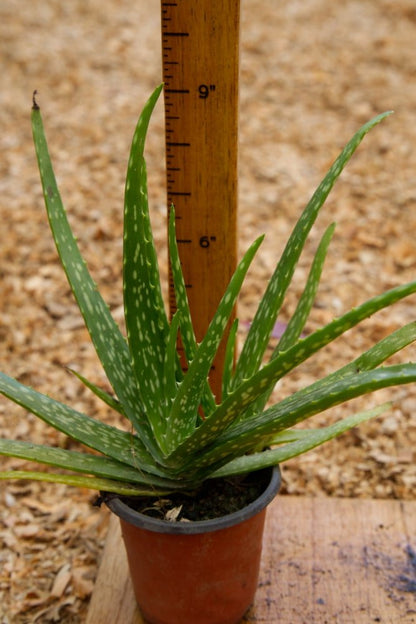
{"left": 190, "top": 363, "right": 416, "bottom": 472}
{"left": 209, "top": 403, "right": 391, "bottom": 478}
{"left": 166, "top": 280, "right": 416, "bottom": 464}
{"left": 168, "top": 207, "right": 216, "bottom": 415}
{"left": 0, "top": 439, "right": 183, "bottom": 490}
{"left": 276, "top": 223, "right": 336, "bottom": 353}
{"left": 0, "top": 371, "right": 166, "bottom": 477}
{"left": 163, "top": 311, "right": 182, "bottom": 404}
{"left": 123, "top": 86, "right": 171, "bottom": 451}
{"left": 222, "top": 318, "right": 239, "bottom": 400}
{"left": 165, "top": 234, "right": 265, "bottom": 453}
{"left": 31, "top": 92, "right": 163, "bottom": 461}
{"left": 0, "top": 470, "right": 168, "bottom": 496}
{"left": 67, "top": 368, "right": 125, "bottom": 415}
{"left": 235, "top": 221, "right": 336, "bottom": 421}
{"left": 231, "top": 111, "right": 393, "bottom": 390}
{"left": 320, "top": 321, "right": 416, "bottom": 383}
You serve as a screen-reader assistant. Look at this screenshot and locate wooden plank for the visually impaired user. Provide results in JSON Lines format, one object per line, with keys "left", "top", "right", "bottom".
{"left": 87, "top": 497, "right": 416, "bottom": 624}
{"left": 247, "top": 497, "right": 416, "bottom": 623}
{"left": 86, "top": 515, "right": 142, "bottom": 624}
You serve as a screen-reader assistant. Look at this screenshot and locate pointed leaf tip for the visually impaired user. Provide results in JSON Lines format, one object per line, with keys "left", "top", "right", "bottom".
{"left": 32, "top": 90, "right": 40, "bottom": 110}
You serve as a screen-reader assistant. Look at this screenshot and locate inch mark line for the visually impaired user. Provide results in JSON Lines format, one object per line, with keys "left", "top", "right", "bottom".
{"left": 165, "top": 89, "right": 190, "bottom": 94}
{"left": 163, "top": 32, "right": 189, "bottom": 37}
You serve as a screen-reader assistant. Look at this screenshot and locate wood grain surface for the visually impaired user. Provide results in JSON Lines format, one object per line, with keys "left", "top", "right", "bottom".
{"left": 87, "top": 496, "right": 416, "bottom": 623}
{"left": 161, "top": 0, "right": 240, "bottom": 399}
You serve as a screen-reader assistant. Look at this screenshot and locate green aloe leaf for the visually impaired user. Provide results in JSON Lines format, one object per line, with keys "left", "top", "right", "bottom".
{"left": 163, "top": 311, "right": 182, "bottom": 404}
{"left": 245, "top": 321, "right": 416, "bottom": 451}
{"left": 324, "top": 321, "right": 416, "bottom": 381}
{"left": 168, "top": 207, "right": 216, "bottom": 416}
{"left": 167, "top": 280, "right": 416, "bottom": 463}
{"left": 0, "top": 470, "right": 169, "bottom": 496}
{"left": 67, "top": 368, "right": 125, "bottom": 415}
{"left": 31, "top": 92, "right": 161, "bottom": 460}
{"left": 222, "top": 318, "right": 239, "bottom": 400}
{"left": 277, "top": 222, "right": 335, "bottom": 353}
{"left": 0, "top": 371, "right": 168, "bottom": 477}
{"left": 123, "top": 84, "right": 171, "bottom": 450}
{"left": 239, "top": 222, "right": 336, "bottom": 421}
{"left": 209, "top": 403, "right": 390, "bottom": 478}
{"left": 165, "top": 234, "right": 264, "bottom": 453}
{"left": 232, "top": 112, "right": 393, "bottom": 390}
{"left": 188, "top": 321, "right": 416, "bottom": 470}
{"left": 0, "top": 439, "right": 182, "bottom": 490}
{"left": 195, "top": 363, "right": 416, "bottom": 469}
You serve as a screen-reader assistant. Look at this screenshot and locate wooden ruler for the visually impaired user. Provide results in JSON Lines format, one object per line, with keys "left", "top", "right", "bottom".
{"left": 161, "top": 1, "right": 240, "bottom": 400}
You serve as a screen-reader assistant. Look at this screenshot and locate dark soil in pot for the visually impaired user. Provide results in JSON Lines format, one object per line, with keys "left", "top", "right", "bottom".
{"left": 103, "top": 470, "right": 272, "bottom": 522}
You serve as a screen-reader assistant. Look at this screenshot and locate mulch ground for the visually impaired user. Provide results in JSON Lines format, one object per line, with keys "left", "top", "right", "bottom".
{"left": 1, "top": 1, "right": 416, "bottom": 622}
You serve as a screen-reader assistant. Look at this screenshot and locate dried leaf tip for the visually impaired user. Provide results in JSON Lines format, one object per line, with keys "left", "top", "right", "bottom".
{"left": 32, "top": 90, "right": 40, "bottom": 111}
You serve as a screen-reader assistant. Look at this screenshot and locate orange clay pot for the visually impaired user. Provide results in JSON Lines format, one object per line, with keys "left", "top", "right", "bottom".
{"left": 105, "top": 466, "right": 281, "bottom": 624}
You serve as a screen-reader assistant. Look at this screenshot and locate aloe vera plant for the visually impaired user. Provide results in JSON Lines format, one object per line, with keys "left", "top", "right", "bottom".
{"left": 1, "top": 85, "right": 416, "bottom": 497}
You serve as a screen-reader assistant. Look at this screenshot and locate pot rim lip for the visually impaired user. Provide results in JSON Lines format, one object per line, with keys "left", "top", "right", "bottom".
{"left": 103, "top": 465, "right": 281, "bottom": 534}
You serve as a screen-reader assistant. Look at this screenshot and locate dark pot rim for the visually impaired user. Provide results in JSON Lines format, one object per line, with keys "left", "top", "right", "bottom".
{"left": 104, "top": 465, "right": 281, "bottom": 535}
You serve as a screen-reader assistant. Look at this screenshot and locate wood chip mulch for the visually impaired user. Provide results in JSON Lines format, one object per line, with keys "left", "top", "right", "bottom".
{"left": 1, "top": 1, "right": 416, "bottom": 622}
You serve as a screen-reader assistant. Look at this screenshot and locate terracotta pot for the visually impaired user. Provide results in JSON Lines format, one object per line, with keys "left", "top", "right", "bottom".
{"left": 105, "top": 466, "right": 281, "bottom": 624}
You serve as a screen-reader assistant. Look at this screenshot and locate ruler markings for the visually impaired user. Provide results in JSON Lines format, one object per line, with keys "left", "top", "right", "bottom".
{"left": 164, "top": 89, "right": 190, "bottom": 94}
{"left": 161, "top": 0, "right": 240, "bottom": 399}
{"left": 163, "top": 32, "right": 189, "bottom": 37}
